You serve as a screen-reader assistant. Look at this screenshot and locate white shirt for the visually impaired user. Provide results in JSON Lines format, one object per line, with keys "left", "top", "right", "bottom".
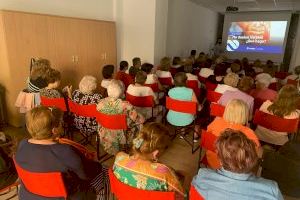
{"left": 199, "top": 68, "right": 214, "bottom": 78}
{"left": 186, "top": 73, "right": 201, "bottom": 88}
{"left": 101, "top": 79, "right": 111, "bottom": 89}
{"left": 171, "top": 64, "right": 182, "bottom": 69}
{"left": 156, "top": 70, "right": 173, "bottom": 78}
{"left": 145, "top": 74, "right": 158, "bottom": 85}
{"left": 214, "top": 84, "right": 238, "bottom": 94}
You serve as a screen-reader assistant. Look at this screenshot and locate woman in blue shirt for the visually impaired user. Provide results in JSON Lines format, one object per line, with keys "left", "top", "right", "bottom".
{"left": 192, "top": 128, "right": 283, "bottom": 200}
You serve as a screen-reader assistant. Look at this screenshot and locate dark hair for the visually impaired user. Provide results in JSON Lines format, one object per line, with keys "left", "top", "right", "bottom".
{"left": 174, "top": 72, "right": 187, "bottom": 87}
{"left": 46, "top": 69, "right": 61, "bottom": 84}
{"left": 141, "top": 63, "right": 153, "bottom": 74}
{"left": 190, "top": 50, "right": 196, "bottom": 56}
{"left": 135, "top": 71, "right": 147, "bottom": 85}
{"left": 216, "top": 129, "right": 258, "bottom": 173}
{"left": 214, "top": 64, "right": 227, "bottom": 77}
{"left": 129, "top": 67, "right": 140, "bottom": 78}
{"left": 120, "top": 61, "right": 129, "bottom": 71}
{"left": 132, "top": 57, "right": 141, "bottom": 66}
{"left": 102, "top": 65, "right": 114, "bottom": 79}
{"left": 172, "top": 57, "right": 181, "bottom": 65}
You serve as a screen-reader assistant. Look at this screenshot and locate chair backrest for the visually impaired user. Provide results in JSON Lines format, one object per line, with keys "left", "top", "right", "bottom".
{"left": 40, "top": 96, "right": 68, "bottom": 111}
{"left": 144, "top": 83, "right": 159, "bottom": 92}
{"left": 200, "top": 130, "right": 217, "bottom": 152}
{"left": 126, "top": 93, "right": 154, "bottom": 107}
{"left": 206, "top": 90, "right": 222, "bottom": 103}
{"left": 158, "top": 77, "right": 173, "bottom": 86}
{"left": 253, "top": 110, "right": 299, "bottom": 133}
{"left": 108, "top": 168, "right": 175, "bottom": 200}
{"left": 189, "top": 185, "right": 205, "bottom": 200}
{"left": 198, "top": 75, "right": 206, "bottom": 83}
{"left": 13, "top": 158, "right": 67, "bottom": 199}
{"left": 95, "top": 111, "right": 128, "bottom": 130}
{"left": 186, "top": 80, "right": 201, "bottom": 97}
{"left": 205, "top": 81, "right": 217, "bottom": 91}
{"left": 275, "top": 71, "right": 290, "bottom": 80}
{"left": 268, "top": 82, "right": 278, "bottom": 91}
{"left": 67, "top": 99, "right": 97, "bottom": 118}
{"left": 166, "top": 96, "right": 197, "bottom": 115}
{"left": 253, "top": 98, "right": 265, "bottom": 112}
{"left": 287, "top": 79, "right": 298, "bottom": 86}
{"left": 210, "top": 103, "right": 225, "bottom": 117}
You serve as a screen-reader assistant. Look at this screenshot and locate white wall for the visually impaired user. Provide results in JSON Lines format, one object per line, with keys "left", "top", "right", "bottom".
{"left": 290, "top": 19, "right": 300, "bottom": 71}
{"left": 0, "top": 0, "right": 114, "bottom": 21}
{"left": 166, "top": 0, "right": 219, "bottom": 58}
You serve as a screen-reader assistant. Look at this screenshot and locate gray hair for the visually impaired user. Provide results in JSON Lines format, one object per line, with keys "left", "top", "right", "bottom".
{"left": 79, "top": 75, "right": 97, "bottom": 94}
{"left": 107, "top": 80, "right": 123, "bottom": 99}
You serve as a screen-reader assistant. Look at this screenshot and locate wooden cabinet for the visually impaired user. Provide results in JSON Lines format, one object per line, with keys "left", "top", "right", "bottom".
{"left": 0, "top": 10, "right": 117, "bottom": 126}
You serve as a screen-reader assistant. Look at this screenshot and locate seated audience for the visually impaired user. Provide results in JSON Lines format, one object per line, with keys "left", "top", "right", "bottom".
{"left": 184, "top": 60, "right": 201, "bottom": 88}
{"left": 253, "top": 59, "right": 264, "bottom": 73}
{"left": 101, "top": 64, "right": 114, "bottom": 89}
{"left": 167, "top": 72, "right": 200, "bottom": 141}
{"left": 255, "top": 85, "right": 300, "bottom": 145}
{"left": 113, "top": 122, "right": 185, "bottom": 198}
{"left": 97, "top": 80, "right": 145, "bottom": 155}
{"left": 156, "top": 57, "right": 174, "bottom": 86}
{"left": 141, "top": 63, "right": 164, "bottom": 98}
{"left": 126, "top": 57, "right": 141, "bottom": 74}
{"left": 207, "top": 64, "right": 226, "bottom": 84}
{"left": 227, "top": 63, "right": 245, "bottom": 77}
{"left": 27, "top": 58, "right": 51, "bottom": 93}
{"left": 214, "top": 73, "right": 239, "bottom": 94}
{"left": 126, "top": 71, "right": 159, "bottom": 120}
{"left": 172, "top": 56, "right": 182, "bottom": 69}
{"left": 198, "top": 67, "right": 214, "bottom": 79}
{"left": 15, "top": 106, "right": 108, "bottom": 200}
{"left": 115, "top": 60, "right": 133, "bottom": 90}
{"left": 40, "top": 69, "right": 62, "bottom": 98}
{"left": 207, "top": 99, "right": 260, "bottom": 169}
{"left": 72, "top": 76, "right": 102, "bottom": 134}
{"left": 284, "top": 65, "right": 300, "bottom": 84}
{"left": 129, "top": 65, "right": 140, "bottom": 80}
{"left": 189, "top": 49, "right": 197, "bottom": 64}
{"left": 218, "top": 76, "right": 254, "bottom": 118}
{"left": 250, "top": 78, "right": 277, "bottom": 102}
{"left": 192, "top": 129, "right": 283, "bottom": 200}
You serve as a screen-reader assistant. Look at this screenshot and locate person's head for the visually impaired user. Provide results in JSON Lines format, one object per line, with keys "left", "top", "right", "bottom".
{"left": 30, "top": 59, "right": 51, "bottom": 80}
{"left": 268, "top": 85, "right": 299, "bottom": 117}
{"left": 173, "top": 57, "right": 181, "bottom": 65}
{"left": 107, "top": 79, "right": 124, "bottom": 99}
{"left": 174, "top": 72, "right": 187, "bottom": 87}
{"left": 224, "top": 73, "right": 239, "bottom": 88}
{"left": 294, "top": 65, "right": 300, "bottom": 75}
{"left": 242, "top": 57, "right": 249, "bottom": 65}
{"left": 183, "top": 58, "right": 193, "bottom": 73}
{"left": 120, "top": 61, "right": 129, "bottom": 71}
{"left": 253, "top": 59, "right": 262, "bottom": 68}
{"left": 132, "top": 57, "right": 141, "bottom": 68}
{"left": 214, "top": 64, "right": 227, "bottom": 77}
{"left": 216, "top": 129, "right": 258, "bottom": 173}
{"left": 215, "top": 56, "right": 224, "bottom": 64}
{"left": 102, "top": 65, "right": 114, "bottom": 79}
{"left": 129, "top": 67, "right": 140, "bottom": 78}
{"left": 266, "top": 60, "right": 274, "bottom": 67}
{"left": 135, "top": 71, "right": 147, "bottom": 85}
{"left": 238, "top": 76, "right": 254, "bottom": 93}
{"left": 26, "top": 106, "right": 63, "bottom": 140}
{"left": 190, "top": 50, "right": 196, "bottom": 57}
{"left": 223, "top": 99, "right": 249, "bottom": 125}
{"left": 46, "top": 69, "right": 61, "bottom": 89}
{"left": 141, "top": 63, "right": 154, "bottom": 74}
{"left": 132, "top": 122, "right": 169, "bottom": 160}
{"left": 245, "top": 67, "right": 256, "bottom": 78}
{"left": 255, "top": 78, "right": 271, "bottom": 89}
{"left": 160, "top": 57, "right": 171, "bottom": 71}
{"left": 230, "top": 63, "right": 241, "bottom": 73}
{"left": 79, "top": 75, "right": 97, "bottom": 95}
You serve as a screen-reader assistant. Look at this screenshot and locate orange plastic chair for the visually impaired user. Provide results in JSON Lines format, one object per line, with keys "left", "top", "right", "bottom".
{"left": 189, "top": 185, "right": 205, "bottom": 200}
{"left": 158, "top": 77, "right": 173, "bottom": 87}
{"left": 187, "top": 80, "right": 201, "bottom": 97}
{"left": 144, "top": 83, "right": 159, "bottom": 93}
{"left": 198, "top": 130, "right": 217, "bottom": 168}
{"left": 108, "top": 168, "right": 175, "bottom": 200}
{"left": 287, "top": 79, "right": 298, "bottom": 86}
{"left": 206, "top": 90, "right": 222, "bottom": 103}
{"left": 40, "top": 96, "right": 68, "bottom": 111}
{"left": 13, "top": 158, "right": 67, "bottom": 199}
{"left": 210, "top": 103, "right": 225, "bottom": 118}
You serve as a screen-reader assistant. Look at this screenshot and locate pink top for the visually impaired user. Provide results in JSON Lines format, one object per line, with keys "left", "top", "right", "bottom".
{"left": 249, "top": 88, "right": 277, "bottom": 102}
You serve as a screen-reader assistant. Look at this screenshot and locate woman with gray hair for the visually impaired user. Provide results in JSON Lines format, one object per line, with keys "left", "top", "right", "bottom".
{"left": 72, "top": 75, "right": 102, "bottom": 134}
{"left": 96, "top": 80, "right": 145, "bottom": 155}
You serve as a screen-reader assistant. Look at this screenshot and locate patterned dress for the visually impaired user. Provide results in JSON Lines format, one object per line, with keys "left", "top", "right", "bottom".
{"left": 40, "top": 88, "right": 62, "bottom": 98}
{"left": 113, "top": 152, "right": 185, "bottom": 197}
{"left": 96, "top": 97, "right": 145, "bottom": 155}
{"left": 72, "top": 89, "right": 102, "bottom": 134}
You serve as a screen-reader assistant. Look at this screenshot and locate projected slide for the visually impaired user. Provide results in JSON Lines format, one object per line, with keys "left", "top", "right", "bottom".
{"left": 226, "top": 21, "right": 288, "bottom": 54}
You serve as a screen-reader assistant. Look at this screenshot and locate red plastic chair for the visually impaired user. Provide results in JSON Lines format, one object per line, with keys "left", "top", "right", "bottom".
{"left": 126, "top": 93, "right": 154, "bottom": 107}
{"left": 158, "top": 77, "right": 173, "bottom": 87}
{"left": 187, "top": 80, "right": 201, "bottom": 97}
{"left": 40, "top": 96, "right": 68, "bottom": 111}
{"left": 109, "top": 168, "right": 175, "bottom": 200}
{"left": 198, "top": 75, "right": 206, "bottom": 83}
{"left": 275, "top": 71, "right": 290, "bottom": 80}
{"left": 68, "top": 99, "right": 97, "bottom": 118}
{"left": 189, "top": 185, "right": 205, "bottom": 200}
{"left": 205, "top": 81, "right": 217, "bottom": 91}
{"left": 144, "top": 83, "right": 159, "bottom": 93}
{"left": 287, "top": 79, "right": 298, "bottom": 86}
{"left": 198, "top": 130, "right": 218, "bottom": 168}
{"left": 253, "top": 110, "right": 299, "bottom": 133}
{"left": 170, "top": 68, "right": 178, "bottom": 77}
{"left": 268, "top": 82, "right": 278, "bottom": 91}
{"left": 210, "top": 103, "right": 225, "bottom": 117}
{"left": 13, "top": 158, "right": 67, "bottom": 199}
{"left": 253, "top": 98, "right": 265, "bottom": 112}
{"left": 206, "top": 90, "right": 222, "bottom": 103}
{"left": 95, "top": 112, "right": 128, "bottom": 130}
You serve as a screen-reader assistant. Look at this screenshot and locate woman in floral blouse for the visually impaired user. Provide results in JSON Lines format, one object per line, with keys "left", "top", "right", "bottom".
{"left": 96, "top": 80, "right": 145, "bottom": 155}
{"left": 113, "top": 122, "right": 185, "bottom": 199}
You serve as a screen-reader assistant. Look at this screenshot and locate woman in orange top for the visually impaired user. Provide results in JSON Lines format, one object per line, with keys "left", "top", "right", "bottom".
{"left": 206, "top": 99, "right": 260, "bottom": 169}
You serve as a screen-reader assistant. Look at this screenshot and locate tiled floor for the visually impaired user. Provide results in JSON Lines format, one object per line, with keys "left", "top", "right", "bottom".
{"left": 1, "top": 125, "right": 299, "bottom": 200}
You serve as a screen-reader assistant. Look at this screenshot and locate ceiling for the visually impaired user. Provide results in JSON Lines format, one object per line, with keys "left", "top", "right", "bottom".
{"left": 190, "top": 0, "right": 300, "bottom": 13}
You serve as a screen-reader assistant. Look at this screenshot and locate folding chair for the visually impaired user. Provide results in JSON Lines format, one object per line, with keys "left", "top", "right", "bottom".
{"left": 187, "top": 80, "right": 201, "bottom": 97}
{"left": 13, "top": 158, "right": 67, "bottom": 199}
{"left": 198, "top": 130, "right": 217, "bottom": 168}
{"left": 268, "top": 82, "right": 278, "bottom": 91}
{"left": 287, "top": 79, "right": 298, "bottom": 86}
{"left": 206, "top": 90, "right": 222, "bottom": 103}
{"left": 40, "top": 96, "right": 68, "bottom": 111}
{"left": 275, "top": 71, "right": 290, "bottom": 80}
{"left": 197, "top": 75, "right": 206, "bottom": 83}
{"left": 0, "top": 182, "right": 19, "bottom": 200}
{"left": 189, "top": 185, "right": 205, "bottom": 200}
{"left": 210, "top": 103, "right": 225, "bottom": 118}
{"left": 253, "top": 109, "right": 300, "bottom": 141}
{"left": 205, "top": 81, "right": 217, "bottom": 91}
{"left": 126, "top": 93, "right": 156, "bottom": 120}
{"left": 108, "top": 168, "right": 175, "bottom": 200}
{"left": 158, "top": 77, "right": 173, "bottom": 87}
{"left": 166, "top": 96, "right": 199, "bottom": 153}
{"left": 144, "top": 83, "right": 159, "bottom": 93}
{"left": 253, "top": 98, "right": 265, "bottom": 112}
